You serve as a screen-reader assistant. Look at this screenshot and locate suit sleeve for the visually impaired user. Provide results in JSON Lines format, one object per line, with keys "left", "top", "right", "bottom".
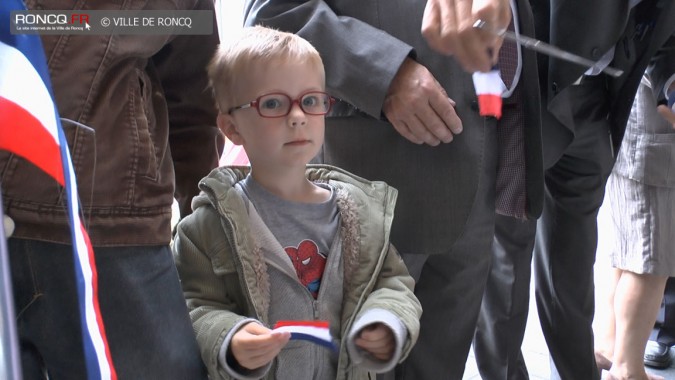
{"left": 648, "top": 34, "right": 675, "bottom": 103}
{"left": 244, "top": 0, "right": 414, "bottom": 118}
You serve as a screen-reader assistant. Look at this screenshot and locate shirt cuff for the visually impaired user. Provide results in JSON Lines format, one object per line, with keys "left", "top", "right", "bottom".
{"left": 663, "top": 73, "right": 675, "bottom": 106}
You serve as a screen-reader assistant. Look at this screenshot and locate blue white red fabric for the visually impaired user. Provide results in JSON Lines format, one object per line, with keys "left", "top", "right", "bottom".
{"left": 472, "top": 66, "right": 507, "bottom": 119}
{"left": 0, "top": 1, "right": 116, "bottom": 379}
{"left": 273, "top": 320, "right": 337, "bottom": 351}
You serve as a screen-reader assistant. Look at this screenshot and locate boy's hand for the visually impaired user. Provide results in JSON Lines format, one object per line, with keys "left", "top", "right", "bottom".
{"left": 354, "top": 323, "right": 396, "bottom": 361}
{"left": 231, "top": 322, "right": 291, "bottom": 370}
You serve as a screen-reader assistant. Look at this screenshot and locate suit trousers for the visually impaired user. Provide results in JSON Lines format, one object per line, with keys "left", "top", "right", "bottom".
{"left": 474, "top": 77, "right": 615, "bottom": 380}
{"left": 653, "top": 277, "right": 675, "bottom": 346}
{"left": 536, "top": 78, "right": 615, "bottom": 380}
{"left": 474, "top": 214, "right": 535, "bottom": 380}
{"left": 392, "top": 131, "right": 498, "bottom": 379}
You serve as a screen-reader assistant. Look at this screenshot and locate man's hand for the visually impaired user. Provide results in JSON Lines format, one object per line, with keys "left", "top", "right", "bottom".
{"left": 421, "top": 0, "right": 511, "bottom": 73}
{"left": 657, "top": 104, "right": 675, "bottom": 129}
{"left": 230, "top": 322, "right": 291, "bottom": 370}
{"left": 355, "top": 323, "right": 396, "bottom": 361}
{"left": 383, "top": 58, "right": 463, "bottom": 146}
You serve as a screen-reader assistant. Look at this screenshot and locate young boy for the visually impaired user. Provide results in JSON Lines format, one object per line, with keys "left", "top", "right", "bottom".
{"left": 172, "top": 26, "right": 421, "bottom": 380}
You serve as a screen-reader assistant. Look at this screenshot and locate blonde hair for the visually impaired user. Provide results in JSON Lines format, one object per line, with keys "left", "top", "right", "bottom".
{"left": 208, "top": 25, "right": 325, "bottom": 113}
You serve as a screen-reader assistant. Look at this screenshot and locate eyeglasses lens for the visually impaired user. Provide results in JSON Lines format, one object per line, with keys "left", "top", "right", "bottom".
{"left": 257, "top": 92, "right": 330, "bottom": 117}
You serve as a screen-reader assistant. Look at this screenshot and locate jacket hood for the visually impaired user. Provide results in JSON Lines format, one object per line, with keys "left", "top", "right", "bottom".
{"left": 193, "top": 165, "right": 397, "bottom": 223}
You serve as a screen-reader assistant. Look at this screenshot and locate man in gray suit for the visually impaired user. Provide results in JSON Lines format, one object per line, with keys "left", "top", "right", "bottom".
{"left": 461, "top": 0, "right": 675, "bottom": 378}
{"left": 244, "top": 0, "right": 544, "bottom": 378}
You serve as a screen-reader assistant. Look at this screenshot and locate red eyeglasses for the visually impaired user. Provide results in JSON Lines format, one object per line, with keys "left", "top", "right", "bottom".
{"left": 228, "top": 91, "right": 335, "bottom": 118}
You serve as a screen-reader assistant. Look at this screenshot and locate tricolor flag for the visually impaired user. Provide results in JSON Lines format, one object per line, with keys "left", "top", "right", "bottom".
{"left": 0, "top": 1, "right": 116, "bottom": 379}
{"left": 273, "top": 320, "right": 337, "bottom": 351}
{"left": 472, "top": 66, "right": 507, "bottom": 119}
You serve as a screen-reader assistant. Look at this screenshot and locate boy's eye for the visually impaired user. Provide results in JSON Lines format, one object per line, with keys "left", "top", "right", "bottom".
{"left": 260, "top": 97, "right": 285, "bottom": 110}
{"left": 302, "top": 95, "right": 319, "bottom": 107}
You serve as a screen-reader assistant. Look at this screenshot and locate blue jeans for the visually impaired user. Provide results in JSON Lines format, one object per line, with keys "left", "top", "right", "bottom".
{"left": 10, "top": 239, "right": 206, "bottom": 380}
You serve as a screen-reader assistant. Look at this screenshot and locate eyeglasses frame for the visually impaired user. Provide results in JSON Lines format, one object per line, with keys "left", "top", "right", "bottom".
{"left": 227, "top": 91, "right": 336, "bottom": 118}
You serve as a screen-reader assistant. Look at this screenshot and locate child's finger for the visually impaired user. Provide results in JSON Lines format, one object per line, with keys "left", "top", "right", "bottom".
{"left": 243, "top": 322, "right": 273, "bottom": 335}
{"left": 355, "top": 339, "right": 394, "bottom": 360}
{"left": 359, "top": 325, "right": 389, "bottom": 341}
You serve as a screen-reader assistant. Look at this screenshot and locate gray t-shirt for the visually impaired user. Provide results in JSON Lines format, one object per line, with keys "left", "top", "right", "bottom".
{"left": 239, "top": 175, "right": 339, "bottom": 298}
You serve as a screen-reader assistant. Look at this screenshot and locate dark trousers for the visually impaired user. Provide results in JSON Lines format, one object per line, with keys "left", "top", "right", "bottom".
{"left": 390, "top": 126, "right": 497, "bottom": 380}
{"left": 473, "top": 78, "right": 615, "bottom": 380}
{"left": 10, "top": 239, "right": 207, "bottom": 380}
{"left": 536, "top": 81, "right": 615, "bottom": 380}
{"left": 473, "top": 214, "right": 535, "bottom": 380}
{"left": 652, "top": 277, "right": 675, "bottom": 346}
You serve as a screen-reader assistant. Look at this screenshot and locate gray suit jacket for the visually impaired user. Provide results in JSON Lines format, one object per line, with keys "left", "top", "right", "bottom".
{"left": 530, "top": 0, "right": 675, "bottom": 164}
{"left": 244, "top": 0, "right": 543, "bottom": 255}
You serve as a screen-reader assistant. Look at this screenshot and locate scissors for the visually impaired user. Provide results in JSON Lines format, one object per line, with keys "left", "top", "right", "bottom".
{"left": 473, "top": 19, "right": 624, "bottom": 78}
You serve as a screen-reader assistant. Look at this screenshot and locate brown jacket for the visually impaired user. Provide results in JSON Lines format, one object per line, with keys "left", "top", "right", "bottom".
{"left": 0, "top": 0, "right": 221, "bottom": 246}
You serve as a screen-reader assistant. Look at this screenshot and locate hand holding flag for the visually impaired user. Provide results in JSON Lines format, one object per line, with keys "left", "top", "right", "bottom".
{"left": 273, "top": 320, "right": 337, "bottom": 351}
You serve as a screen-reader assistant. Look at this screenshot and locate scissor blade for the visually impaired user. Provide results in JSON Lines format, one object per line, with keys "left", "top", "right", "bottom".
{"left": 473, "top": 20, "right": 623, "bottom": 78}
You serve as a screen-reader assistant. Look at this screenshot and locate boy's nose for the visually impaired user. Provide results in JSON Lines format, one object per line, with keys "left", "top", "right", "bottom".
{"left": 290, "top": 119, "right": 307, "bottom": 127}
{"left": 287, "top": 103, "right": 307, "bottom": 127}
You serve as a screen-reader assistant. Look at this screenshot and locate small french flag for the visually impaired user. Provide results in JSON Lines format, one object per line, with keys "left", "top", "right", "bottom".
{"left": 273, "top": 320, "right": 337, "bottom": 351}
{"left": 472, "top": 66, "right": 507, "bottom": 119}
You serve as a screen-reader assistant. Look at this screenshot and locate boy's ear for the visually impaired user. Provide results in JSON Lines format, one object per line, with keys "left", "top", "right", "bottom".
{"left": 217, "top": 113, "right": 244, "bottom": 146}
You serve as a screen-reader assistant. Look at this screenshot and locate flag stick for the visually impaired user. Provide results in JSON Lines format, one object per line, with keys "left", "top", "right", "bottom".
{"left": 0, "top": 187, "right": 23, "bottom": 380}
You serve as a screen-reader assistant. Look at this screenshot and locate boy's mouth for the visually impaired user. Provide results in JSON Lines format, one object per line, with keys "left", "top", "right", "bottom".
{"left": 285, "top": 139, "right": 311, "bottom": 146}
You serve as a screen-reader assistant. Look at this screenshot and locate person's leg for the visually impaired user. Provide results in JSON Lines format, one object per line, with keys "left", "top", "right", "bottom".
{"left": 95, "top": 245, "right": 207, "bottom": 380}
{"left": 534, "top": 78, "right": 615, "bottom": 380}
{"left": 473, "top": 214, "right": 536, "bottom": 380}
{"left": 609, "top": 271, "right": 668, "bottom": 380}
{"left": 644, "top": 278, "right": 675, "bottom": 369}
{"left": 10, "top": 238, "right": 88, "bottom": 380}
{"left": 396, "top": 127, "right": 498, "bottom": 379}
{"left": 654, "top": 278, "right": 675, "bottom": 346}
{"left": 595, "top": 268, "right": 621, "bottom": 370}
{"left": 396, "top": 215, "right": 494, "bottom": 379}
{"left": 20, "top": 342, "right": 47, "bottom": 379}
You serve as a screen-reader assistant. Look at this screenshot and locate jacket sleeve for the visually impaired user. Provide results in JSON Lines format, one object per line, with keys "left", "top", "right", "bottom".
{"left": 155, "top": 0, "right": 223, "bottom": 218}
{"left": 244, "top": 0, "right": 413, "bottom": 119}
{"left": 648, "top": 34, "right": 675, "bottom": 103}
{"left": 350, "top": 243, "right": 421, "bottom": 363}
{"left": 172, "top": 207, "right": 255, "bottom": 380}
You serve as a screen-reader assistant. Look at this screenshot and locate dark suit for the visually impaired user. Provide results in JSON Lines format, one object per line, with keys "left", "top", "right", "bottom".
{"left": 245, "top": 0, "right": 543, "bottom": 377}
{"left": 474, "top": 1, "right": 675, "bottom": 379}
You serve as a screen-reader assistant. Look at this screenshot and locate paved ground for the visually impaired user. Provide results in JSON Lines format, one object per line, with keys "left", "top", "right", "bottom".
{"left": 463, "top": 202, "right": 675, "bottom": 379}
